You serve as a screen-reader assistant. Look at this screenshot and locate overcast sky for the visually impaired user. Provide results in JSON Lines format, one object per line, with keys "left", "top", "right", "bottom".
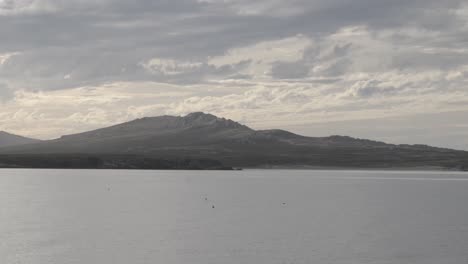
{"left": 0, "top": 0, "right": 468, "bottom": 149}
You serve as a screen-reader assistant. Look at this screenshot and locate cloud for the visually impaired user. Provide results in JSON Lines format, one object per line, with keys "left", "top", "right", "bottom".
{"left": 0, "top": 82, "right": 14, "bottom": 102}
{"left": 0, "top": 0, "right": 56, "bottom": 15}
{"left": 344, "top": 80, "right": 398, "bottom": 98}
{"left": 0, "top": 52, "right": 19, "bottom": 65}
{"left": 0, "top": 0, "right": 467, "bottom": 149}
{"left": 270, "top": 61, "right": 310, "bottom": 79}
{"left": 141, "top": 57, "right": 252, "bottom": 83}
{"left": 2, "top": 0, "right": 464, "bottom": 92}
{"left": 0, "top": 82, "right": 195, "bottom": 137}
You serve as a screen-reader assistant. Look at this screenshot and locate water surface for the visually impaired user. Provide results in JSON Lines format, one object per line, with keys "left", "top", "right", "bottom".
{"left": 1, "top": 169, "right": 468, "bottom": 264}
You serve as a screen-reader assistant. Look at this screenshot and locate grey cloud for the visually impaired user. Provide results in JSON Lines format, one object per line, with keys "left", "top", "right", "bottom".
{"left": 350, "top": 82, "right": 398, "bottom": 98}
{"left": 0, "top": 0, "right": 467, "bottom": 150}
{"left": 0, "top": 83, "right": 13, "bottom": 102}
{"left": 271, "top": 43, "right": 353, "bottom": 79}
{"left": 319, "top": 43, "right": 352, "bottom": 61}
{"left": 391, "top": 50, "right": 468, "bottom": 71}
{"left": 142, "top": 59, "right": 252, "bottom": 84}
{"left": 271, "top": 61, "right": 310, "bottom": 79}
{"left": 0, "top": 0, "right": 467, "bottom": 100}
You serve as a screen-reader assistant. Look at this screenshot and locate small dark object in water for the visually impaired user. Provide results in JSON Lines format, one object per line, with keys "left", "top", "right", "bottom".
{"left": 212, "top": 205, "right": 215, "bottom": 209}
{"left": 205, "top": 197, "right": 208, "bottom": 201}
{"left": 282, "top": 202, "right": 286, "bottom": 205}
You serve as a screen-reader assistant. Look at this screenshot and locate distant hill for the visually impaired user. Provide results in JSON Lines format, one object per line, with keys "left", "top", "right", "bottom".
{"left": 0, "top": 112, "right": 467, "bottom": 170}
{"left": 0, "top": 131, "right": 40, "bottom": 148}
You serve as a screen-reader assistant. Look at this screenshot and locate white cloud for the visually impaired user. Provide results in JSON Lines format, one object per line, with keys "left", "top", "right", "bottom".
{"left": 209, "top": 35, "right": 313, "bottom": 79}
{"left": 141, "top": 35, "right": 314, "bottom": 82}
{"left": 1, "top": 64, "right": 468, "bottom": 150}
{"left": 0, "top": 82, "right": 195, "bottom": 138}
{"left": 142, "top": 58, "right": 204, "bottom": 76}
{"left": 0, "top": 52, "right": 19, "bottom": 65}
{"left": 0, "top": 0, "right": 56, "bottom": 15}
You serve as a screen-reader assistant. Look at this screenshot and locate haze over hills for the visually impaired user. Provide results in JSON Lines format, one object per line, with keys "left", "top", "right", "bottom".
{"left": 0, "top": 112, "right": 467, "bottom": 170}
{"left": 0, "top": 131, "right": 40, "bottom": 148}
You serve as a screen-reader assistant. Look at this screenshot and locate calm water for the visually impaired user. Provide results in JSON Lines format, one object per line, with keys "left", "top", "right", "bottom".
{"left": 1, "top": 169, "right": 468, "bottom": 264}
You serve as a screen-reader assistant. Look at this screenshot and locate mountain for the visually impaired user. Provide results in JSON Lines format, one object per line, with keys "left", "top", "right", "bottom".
{"left": 1, "top": 112, "right": 254, "bottom": 154}
{"left": 0, "top": 112, "right": 467, "bottom": 170}
{"left": 0, "top": 131, "right": 40, "bottom": 147}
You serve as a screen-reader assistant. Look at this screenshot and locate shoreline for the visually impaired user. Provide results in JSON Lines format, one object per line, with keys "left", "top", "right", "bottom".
{"left": 1, "top": 165, "right": 467, "bottom": 172}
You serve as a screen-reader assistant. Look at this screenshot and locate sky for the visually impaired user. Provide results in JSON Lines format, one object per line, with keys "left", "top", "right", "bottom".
{"left": 0, "top": 0, "right": 468, "bottom": 150}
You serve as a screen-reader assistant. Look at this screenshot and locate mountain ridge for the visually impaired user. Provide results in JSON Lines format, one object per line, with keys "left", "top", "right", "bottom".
{"left": 0, "top": 131, "right": 40, "bottom": 148}
{"left": 0, "top": 112, "right": 467, "bottom": 170}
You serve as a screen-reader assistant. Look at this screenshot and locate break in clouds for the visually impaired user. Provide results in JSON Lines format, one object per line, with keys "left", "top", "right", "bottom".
{"left": 1, "top": 0, "right": 468, "bottom": 149}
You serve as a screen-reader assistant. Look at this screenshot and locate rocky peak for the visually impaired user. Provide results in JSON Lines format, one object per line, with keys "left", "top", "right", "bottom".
{"left": 183, "top": 112, "right": 251, "bottom": 130}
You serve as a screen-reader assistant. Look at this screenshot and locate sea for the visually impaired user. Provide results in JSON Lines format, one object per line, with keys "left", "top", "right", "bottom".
{"left": 1, "top": 169, "right": 468, "bottom": 264}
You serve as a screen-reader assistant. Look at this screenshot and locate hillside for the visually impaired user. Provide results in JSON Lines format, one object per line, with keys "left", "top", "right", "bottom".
{"left": 0, "top": 112, "right": 467, "bottom": 170}
{"left": 0, "top": 131, "right": 40, "bottom": 148}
